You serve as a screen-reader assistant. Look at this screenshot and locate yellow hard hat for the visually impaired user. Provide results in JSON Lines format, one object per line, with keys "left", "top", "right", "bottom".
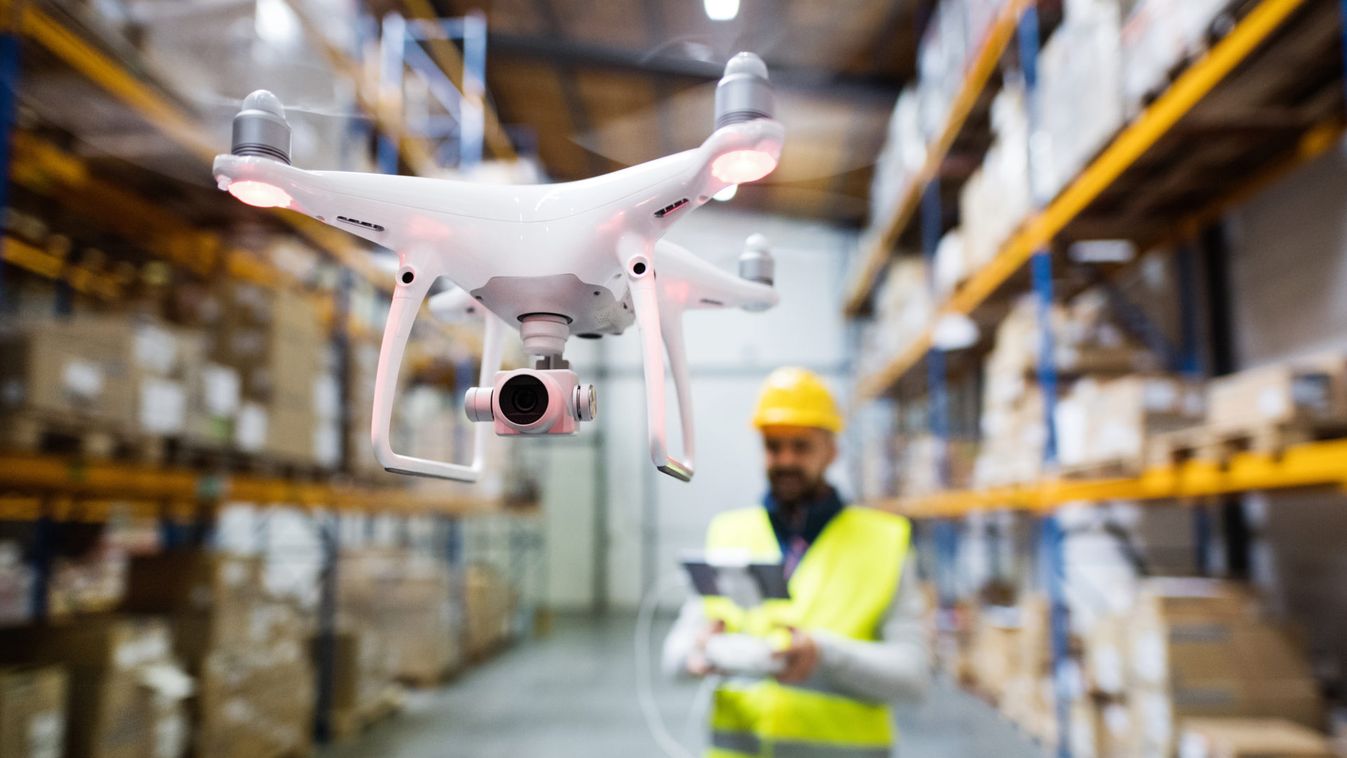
{"left": 751, "top": 367, "right": 844, "bottom": 433}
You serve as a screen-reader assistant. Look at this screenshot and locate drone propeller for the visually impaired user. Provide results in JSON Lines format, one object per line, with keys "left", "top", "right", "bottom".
{"left": 191, "top": 91, "right": 373, "bottom": 122}
{"left": 571, "top": 47, "right": 881, "bottom": 188}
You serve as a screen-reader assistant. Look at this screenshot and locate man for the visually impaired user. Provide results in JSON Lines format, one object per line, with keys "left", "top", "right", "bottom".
{"left": 664, "top": 367, "right": 929, "bottom": 758}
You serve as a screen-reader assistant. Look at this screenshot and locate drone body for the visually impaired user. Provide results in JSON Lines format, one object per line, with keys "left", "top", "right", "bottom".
{"left": 213, "top": 53, "right": 785, "bottom": 484}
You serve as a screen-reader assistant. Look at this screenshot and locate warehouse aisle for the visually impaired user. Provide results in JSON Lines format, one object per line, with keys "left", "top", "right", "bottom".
{"left": 322, "top": 615, "right": 1045, "bottom": 758}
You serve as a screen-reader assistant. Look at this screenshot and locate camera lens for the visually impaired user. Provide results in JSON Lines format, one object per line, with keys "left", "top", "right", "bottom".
{"left": 499, "top": 375, "right": 549, "bottom": 426}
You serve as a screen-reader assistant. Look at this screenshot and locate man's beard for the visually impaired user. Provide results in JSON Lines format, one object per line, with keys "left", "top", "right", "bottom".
{"left": 768, "top": 466, "right": 828, "bottom": 507}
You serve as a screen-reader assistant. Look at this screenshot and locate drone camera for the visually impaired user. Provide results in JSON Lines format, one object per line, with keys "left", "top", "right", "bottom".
{"left": 465, "top": 369, "right": 597, "bottom": 437}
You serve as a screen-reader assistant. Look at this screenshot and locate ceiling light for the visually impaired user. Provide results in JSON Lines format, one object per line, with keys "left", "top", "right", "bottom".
{"left": 704, "top": 0, "right": 740, "bottom": 21}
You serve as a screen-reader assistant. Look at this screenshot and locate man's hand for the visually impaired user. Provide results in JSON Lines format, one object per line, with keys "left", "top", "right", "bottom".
{"left": 687, "top": 620, "right": 726, "bottom": 676}
{"left": 772, "top": 628, "right": 820, "bottom": 683}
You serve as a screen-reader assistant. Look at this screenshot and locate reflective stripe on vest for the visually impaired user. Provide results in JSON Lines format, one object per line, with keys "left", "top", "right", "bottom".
{"left": 702, "top": 506, "right": 912, "bottom": 757}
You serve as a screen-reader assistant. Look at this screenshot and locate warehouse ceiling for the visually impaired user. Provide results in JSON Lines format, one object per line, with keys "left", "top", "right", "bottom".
{"left": 429, "top": 0, "right": 923, "bottom": 225}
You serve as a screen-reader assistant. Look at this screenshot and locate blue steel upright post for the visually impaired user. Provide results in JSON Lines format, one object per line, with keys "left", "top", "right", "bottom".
{"left": 1018, "top": 4, "right": 1072, "bottom": 756}
{"left": 0, "top": 11, "right": 18, "bottom": 315}
{"left": 314, "top": 514, "right": 341, "bottom": 743}
{"left": 920, "top": 166, "right": 959, "bottom": 610}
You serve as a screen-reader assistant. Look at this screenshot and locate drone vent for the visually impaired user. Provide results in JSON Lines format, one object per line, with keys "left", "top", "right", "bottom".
{"left": 337, "top": 215, "right": 385, "bottom": 233}
{"left": 653, "top": 198, "right": 689, "bottom": 219}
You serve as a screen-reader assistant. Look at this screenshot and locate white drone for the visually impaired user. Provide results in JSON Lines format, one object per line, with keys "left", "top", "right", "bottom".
{"left": 213, "top": 53, "right": 783, "bottom": 483}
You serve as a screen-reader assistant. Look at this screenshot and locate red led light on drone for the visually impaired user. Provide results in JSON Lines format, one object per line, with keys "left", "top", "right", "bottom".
{"left": 711, "top": 149, "right": 777, "bottom": 184}
{"left": 228, "top": 180, "right": 293, "bottom": 209}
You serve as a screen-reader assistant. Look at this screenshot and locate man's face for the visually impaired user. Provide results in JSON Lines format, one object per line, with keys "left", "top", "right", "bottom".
{"left": 761, "top": 425, "right": 837, "bottom": 505}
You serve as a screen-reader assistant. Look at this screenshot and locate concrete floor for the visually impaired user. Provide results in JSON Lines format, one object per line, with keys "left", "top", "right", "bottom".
{"left": 322, "top": 614, "right": 1045, "bottom": 758}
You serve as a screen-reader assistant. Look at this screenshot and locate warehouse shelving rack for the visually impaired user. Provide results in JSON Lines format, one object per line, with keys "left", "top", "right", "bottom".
{"left": 845, "top": 1, "right": 1347, "bottom": 755}
{"left": 850, "top": 0, "right": 1345, "bottom": 401}
{"left": 0, "top": 0, "right": 539, "bottom": 745}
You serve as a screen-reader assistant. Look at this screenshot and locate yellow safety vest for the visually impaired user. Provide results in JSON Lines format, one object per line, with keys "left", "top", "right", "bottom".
{"left": 702, "top": 505, "right": 912, "bottom": 758}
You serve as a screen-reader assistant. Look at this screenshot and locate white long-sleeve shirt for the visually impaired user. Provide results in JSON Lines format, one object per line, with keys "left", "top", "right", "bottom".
{"left": 661, "top": 556, "right": 931, "bottom": 703}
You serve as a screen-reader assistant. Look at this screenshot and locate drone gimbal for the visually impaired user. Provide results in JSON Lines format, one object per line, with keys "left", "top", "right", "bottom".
{"left": 214, "top": 53, "right": 783, "bottom": 483}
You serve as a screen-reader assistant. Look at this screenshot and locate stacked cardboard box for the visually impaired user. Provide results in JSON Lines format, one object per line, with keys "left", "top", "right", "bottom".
{"left": 210, "top": 283, "right": 326, "bottom": 462}
{"left": 0, "top": 665, "right": 66, "bottom": 758}
{"left": 130, "top": 319, "right": 200, "bottom": 440}
{"left": 976, "top": 293, "right": 1159, "bottom": 486}
{"left": 338, "top": 550, "right": 461, "bottom": 685}
{"left": 464, "top": 564, "right": 518, "bottom": 661}
{"left": 0, "top": 617, "right": 191, "bottom": 758}
{"left": 1126, "top": 580, "right": 1324, "bottom": 756}
{"left": 122, "top": 552, "right": 313, "bottom": 758}
{"left": 1178, "top": 718, "right": 1336, "bottom": 758}
{"left": 346, "top": 341, "right": 383, "bottom": 479}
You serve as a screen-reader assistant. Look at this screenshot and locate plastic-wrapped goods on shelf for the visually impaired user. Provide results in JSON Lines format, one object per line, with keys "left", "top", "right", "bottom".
{"left": 338, "top": 550, "right": 463, "bottom": 686}
{"left": 917, "top": 0, "right": 970, "bottom": 142}
{"left": 870, "top": 257, "right": 934, "bottom": 365}
{"left": 965, "top": 0, "right": 1014, "bottom": 54}
{"left": 1034, "top": 0, "right": 1126, "bottom": 202}
{"left": 867, "top": 88, "right": 927, "bottom": 237}
{"left": 0, "top": 617, "right": 192, "bottom": 758}
{"left": 853, "top": 397, "right": 899, "bottom": 503}
{"left": 960, "top": 79, "right": 1032, "bottom": 270}
{"left": 1054, "top": 375, "right": 1205, "bottom": 474}
{"left": 933, "top": 229, "right": 969, "bottom": 298}
{"left": 0, "top": 543, "right": 33, "bottom": 628}
{"left": 464, "top": 563, "right": 519, "bottom": 661}
{"left": 1121, "top": 0, "right": 1234, "bottom": 116}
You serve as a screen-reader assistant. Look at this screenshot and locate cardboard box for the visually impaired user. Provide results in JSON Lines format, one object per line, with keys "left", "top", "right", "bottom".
{"left": 0, "top": 666, "right": 66, "bottom": 758}
{"left": 1179, "top": 718, "right": 1335, "bottom": 758}
{"left": 1207, "top": 358, "right": 1347, "bottom": 428}
{"left": 0, "top": 319, "right": 137, "bottom": 429}
{"left": 122, "top": 553, "right": 262, "bottom": 616}
{"left": 0, "top": 617, "right": 187, "bottom": 758}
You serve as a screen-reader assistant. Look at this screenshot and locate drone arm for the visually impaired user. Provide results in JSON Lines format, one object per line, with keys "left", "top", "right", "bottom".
{"left": 621, "top": 235, "right": 695, "bottom": 482}
{"left": 427, "top": 287, "right": 481, "bottom": 324}
{"left": 370, "top": 249, "right": 505, "bottom": 481}
{"left": 654, "top": 239, "right": 779, "bottom": 312}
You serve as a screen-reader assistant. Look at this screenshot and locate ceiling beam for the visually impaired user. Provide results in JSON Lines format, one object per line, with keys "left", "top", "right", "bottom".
{"left": 485, "top": 32, "right": 904, "bottom": 103}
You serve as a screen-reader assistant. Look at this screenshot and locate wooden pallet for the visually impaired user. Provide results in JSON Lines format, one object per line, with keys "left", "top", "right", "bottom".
{"left": 330, "top": 685, "right": 405, "bottom": 741}
{"left": 1058, "top": 458, "right": 1145, "bottom": 481}
{"left": 0, "top": 409, "right": 158, "bottom": 460}
{"left": 1147, "top": 418, "right": 1347, "bottom": 468}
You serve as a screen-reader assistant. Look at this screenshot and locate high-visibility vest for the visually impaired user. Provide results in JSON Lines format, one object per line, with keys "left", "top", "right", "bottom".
{"left": 702, "top": 505, "right": 912, "bottom": 758}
